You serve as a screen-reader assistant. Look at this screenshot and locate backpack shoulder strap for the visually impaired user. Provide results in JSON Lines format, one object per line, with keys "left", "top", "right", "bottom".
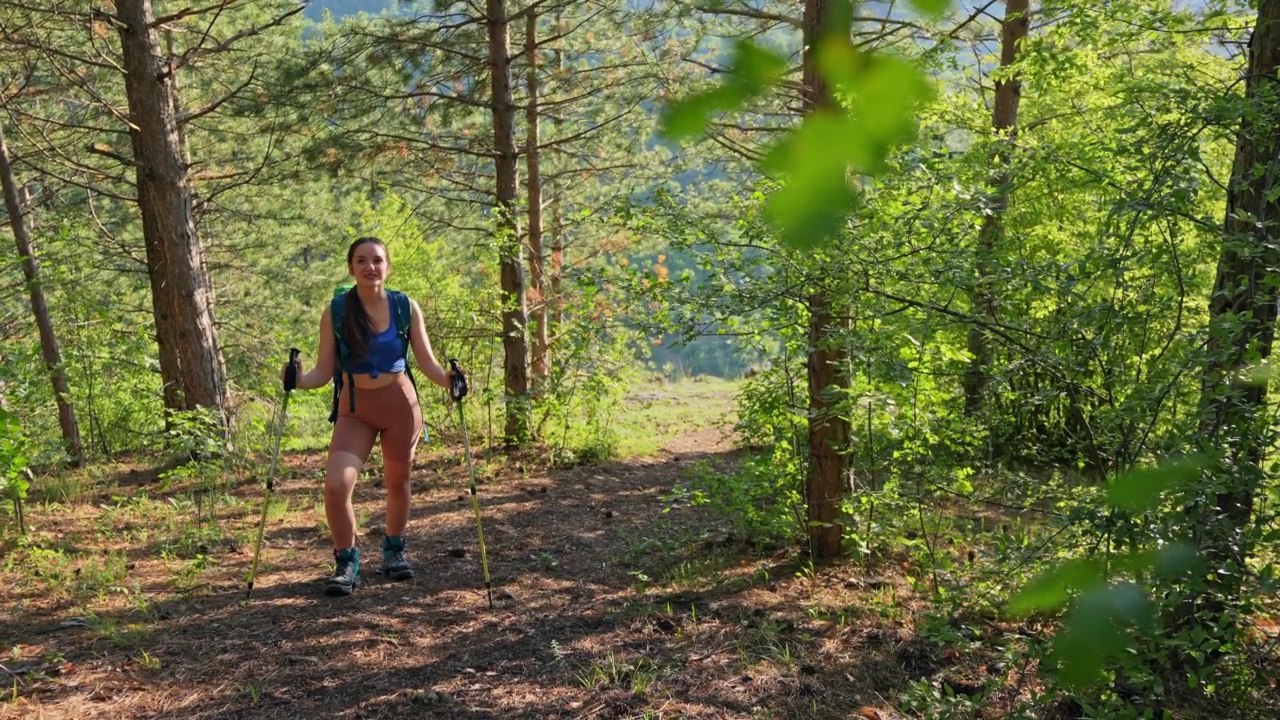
{"left": 388, "top": 290, "right": 417, "bottom": 389}
{"left": 330, "top": 294, "right": 348, "bottom": 365}
{"left": 327, "top": 293, "right": 352, "bottom": 423}
{"left": 389, "top": 290, "right": 412, "bottom": 355}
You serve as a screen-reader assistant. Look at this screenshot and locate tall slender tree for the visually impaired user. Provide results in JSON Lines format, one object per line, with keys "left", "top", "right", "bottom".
{"left": 487, "top": 0, "right": 533, "bottom": 444}
{"left": 801, "top": 0, "right": 852, "bottom": 563}
{"left": 964, "top": 0, "right": 1029, "bottom": 417}
{"left": 0, "top": 123, "right": 82, "bottom": 466}
{"left": 1196, "top": 0, "right": 1280, "bottom": 603}
{"left": 525, "top": 9, "right": 549, "bottom": 385}
{"left": 0, "top": 2, "right": 298, "bottom": 428}
{"left": 115, "top": 0, "right": 229, "bottom": 421}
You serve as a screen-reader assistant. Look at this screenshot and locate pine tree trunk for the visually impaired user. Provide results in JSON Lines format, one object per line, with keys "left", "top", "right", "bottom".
{"left": 116, "top": 0, "right": 229, "bottom": 423}
{"left": 488, "top": 0, "right": 532, "bottom": 445}
{"left": 964, "top": 0, "right": 1028, "bottom": 416}
{"left": 550, "top": 36, "right": 565, "bottom": 335}
{"left": 150, "top": 241, "right": 187, "bottom": 413}
{"left": 1196, "top": 0, "right": 1280, "bottom": 600}
{"left": 526, "top": 10, "right": 549, "bottom": 384}
{"left": 0, "top": 125, "right": 84, "bottom": 467}
{"left": 803, "top": 0, "right": 851, "bottom": 563}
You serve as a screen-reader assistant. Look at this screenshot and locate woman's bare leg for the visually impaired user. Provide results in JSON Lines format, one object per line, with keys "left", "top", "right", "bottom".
{"left": 383, "top": 459, "right": 412, "bottom": 536}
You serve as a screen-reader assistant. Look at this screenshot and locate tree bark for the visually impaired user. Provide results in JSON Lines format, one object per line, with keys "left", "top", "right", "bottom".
{"left": 487, "top": 0, "right": 532, "bottom": 445}
{"left": 1196, "top": 0, "right": 1280, "bottom": 599}
{"left": 526, "top": 10, "right": 549, "bottom": 384}
{"left": 803, "top": 0, "right": 851, "bottom": 563}
{"left": 964, "top": 0, "right": 1028, "bottom": 416}
{"left": 0, "top": 125, "right": 83, "bottom": 467}
{"left": 116, "top": 0, "right": 229, "bottom": 422}
{"left": 150, "top": 237, "right": 187, "bottom": 413}
{"left": 550, "top": 34, "right": 565, "bottom": 335}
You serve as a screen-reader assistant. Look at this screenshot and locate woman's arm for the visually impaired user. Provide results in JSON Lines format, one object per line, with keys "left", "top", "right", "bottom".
{"left": 292, "top": 305, "right": 338, "bottom": 391}
{"left": 409, "top": 299, "right": 450, "bottom": 389}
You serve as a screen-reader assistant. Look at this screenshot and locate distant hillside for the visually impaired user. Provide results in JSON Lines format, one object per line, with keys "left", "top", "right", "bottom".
{"left": 304, "top": 0, "right": 394, "bottom": 22}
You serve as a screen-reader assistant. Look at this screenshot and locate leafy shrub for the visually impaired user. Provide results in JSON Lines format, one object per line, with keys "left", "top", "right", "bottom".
{"left": 0, "top": 407, "right": 30, "bottom": 528}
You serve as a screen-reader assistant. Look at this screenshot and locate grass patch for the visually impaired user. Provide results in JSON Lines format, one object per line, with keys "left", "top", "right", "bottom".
{"left": 277, "top": 392, "right": 341, "bottom": 452}
{"left": 663, "top": 549, "right": 741, "bottom": 592}
{"left": 89, "top": 615, "right": 153, "bottom": 651}
{"left": 3, "top": 542, "right": 130, "bottom": 598}
{"left": 552, "top": 642, "right": 668, "bottom": 695}
{"left": 271, "top": 374, "right": 739, "bottom": 464}
{"left": 614, "top": 376, "right": 738, "bottom": 457}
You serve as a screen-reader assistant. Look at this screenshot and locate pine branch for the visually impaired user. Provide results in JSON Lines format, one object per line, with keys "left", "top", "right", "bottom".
{"left": 177, "top": 64, "right": 257, "bottom": 124}
{"left": 693, "top": 5, "right": 800, "bottom": 28}
{"left": 167, "top": 3, "right": 304, "bottom": 77}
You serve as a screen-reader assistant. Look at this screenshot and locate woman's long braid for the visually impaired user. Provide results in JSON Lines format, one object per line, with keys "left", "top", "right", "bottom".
{"left": 342, "top": 287, "right": 375, "bottom": 361}
{"left": 342, "top": 237, "right": 387, "bottom": 361}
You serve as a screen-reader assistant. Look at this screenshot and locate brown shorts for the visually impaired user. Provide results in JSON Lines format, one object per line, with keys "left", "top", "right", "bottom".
{"left": 329, "top": 374, "right": 422, "bottom": 464}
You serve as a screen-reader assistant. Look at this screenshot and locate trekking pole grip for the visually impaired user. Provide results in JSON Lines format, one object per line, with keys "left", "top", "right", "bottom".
{"left": 284, "top": 347, "right": 301, "bottom": 392}
{"left": 448, "top": 358, "right": 468, "bottom": 401}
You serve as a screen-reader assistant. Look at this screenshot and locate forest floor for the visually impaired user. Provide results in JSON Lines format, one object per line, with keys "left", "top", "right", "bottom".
{"left": 3, "top": 380, "right": 1268, "bottom": 719}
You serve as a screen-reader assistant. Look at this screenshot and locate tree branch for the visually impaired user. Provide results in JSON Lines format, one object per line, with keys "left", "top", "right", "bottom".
{"left": 177, "top": 65, "right": 257, "bottom": 124}
{"left": 167, "top": 4, "right": 305, "bottom": 77}
{"left": 694, "top": 5, "right": 800, "bottom": 28}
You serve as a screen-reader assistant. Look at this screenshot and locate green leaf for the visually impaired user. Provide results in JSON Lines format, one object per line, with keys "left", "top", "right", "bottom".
{"left": 908, "top": 0, "right": 950, "bottom": 16}
{"left": 818, "top": 50, "right": 932, "bottom": 174}
{"left": 1051, "top": 583, "right": 1155, "bottom": 688}
{"left": 660, "top": 87, "right": 743, "bottom": 141}
{"left": 762, "top": 52, "right": 931, "bottom": 248}
{"left": 1152, "top": 542, "right": 1201, "bottom": 580}
{"left": 659, "top": 41, "right": 787, "bottom": 141}
{"left": 730, "top": 40, "right": 789, "bottom": 82}
{"left": 1008, "top": 558, "right": 1103, "bottom": 615}
{"left": 763, "top": 113, "right": 863, "bottom": 248}
{"left": 1105, "top": 456, "right": 1204, "bottom": 513}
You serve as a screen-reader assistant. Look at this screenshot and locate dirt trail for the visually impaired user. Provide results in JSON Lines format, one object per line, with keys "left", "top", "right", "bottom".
{"left": 1, "top": 420, "right": 936, "bottom": 720}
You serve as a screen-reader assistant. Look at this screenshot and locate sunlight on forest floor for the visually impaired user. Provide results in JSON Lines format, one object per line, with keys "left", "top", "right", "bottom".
{"left": 2, "top": 379, "right": 1277, "bottom": 719}
{"left": 616, "top": 376, "right": 740, "bottom": 457}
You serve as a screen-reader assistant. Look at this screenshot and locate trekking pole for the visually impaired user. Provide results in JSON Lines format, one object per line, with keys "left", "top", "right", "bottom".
{"left": 451, "top": 358, "right": 493, "bottom": 609}
{"left": 246, "top": 347, "right": 300, "bottom": 601}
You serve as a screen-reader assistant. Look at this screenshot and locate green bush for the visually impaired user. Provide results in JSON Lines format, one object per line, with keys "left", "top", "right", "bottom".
{"left": 0, "top": 407, "right": 31, "bottom": 521}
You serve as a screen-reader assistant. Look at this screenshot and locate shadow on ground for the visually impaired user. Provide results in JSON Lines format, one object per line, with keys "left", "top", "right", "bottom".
{"left": 0, "top": 438, "right": 944, "bottom": 719}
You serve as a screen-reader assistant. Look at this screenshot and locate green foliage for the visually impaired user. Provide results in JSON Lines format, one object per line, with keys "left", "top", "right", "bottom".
{"left": 733, "top": 366, "right": 804, "bottom": 453}
{"left": 908, "top": 0, "right": 949, "bottom": 15}
{"left": 1105, "top": 457, "right": 1206, "bottom": 514}
{"left": 163, "top": 408, "right": 229, "bottom": 462}
{"left": 533, "top": 286, "right": 638, "bottom": 466}
{"left": 765, "top": 51, "right": 931, "bottom": 248}
{"left": 662, "top": 0, "right": 937, "bottom": 248}
{"left": 0, "top": 407, "right": 30, "bottom": 515}
{"left": 642, "top": 1, "right": 1280, "bottom": 711}
{"left": 661, "top": 40, "right": 788, "bottom": 140}
{"left": 667, "top": 450, "right": 803, "bottom": 550}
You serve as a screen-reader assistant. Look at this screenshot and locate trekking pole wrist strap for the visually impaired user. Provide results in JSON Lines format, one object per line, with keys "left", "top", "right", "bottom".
{"left": 449, "top": 358, "right": 468, "bottom": 401}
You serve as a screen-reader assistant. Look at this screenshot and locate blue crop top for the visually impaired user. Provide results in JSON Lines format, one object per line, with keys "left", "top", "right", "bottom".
{"left": 343, "top": 323, "right": 407, "bottom": 378}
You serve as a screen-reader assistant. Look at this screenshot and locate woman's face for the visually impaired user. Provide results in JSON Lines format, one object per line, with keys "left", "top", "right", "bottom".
{"left": 349, "top": 242, "right": 390, "bottom": 287}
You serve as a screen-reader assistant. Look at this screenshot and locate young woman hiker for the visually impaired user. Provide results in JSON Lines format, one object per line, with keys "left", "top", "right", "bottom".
{"left": 283, "top": 236, "right": 457, "bottom": 596}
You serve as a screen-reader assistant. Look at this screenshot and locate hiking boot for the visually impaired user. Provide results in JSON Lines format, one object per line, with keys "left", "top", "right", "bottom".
{"left": 382, "top": 535, "right": 414, "bottom": 580}
{"left": 325, "top": 547, "right": 360, "bottom": 596}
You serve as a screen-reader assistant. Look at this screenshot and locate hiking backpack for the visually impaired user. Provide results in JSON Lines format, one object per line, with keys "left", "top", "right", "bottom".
{"left": 328, "top": 288, "right": 416, "bottom": 422}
